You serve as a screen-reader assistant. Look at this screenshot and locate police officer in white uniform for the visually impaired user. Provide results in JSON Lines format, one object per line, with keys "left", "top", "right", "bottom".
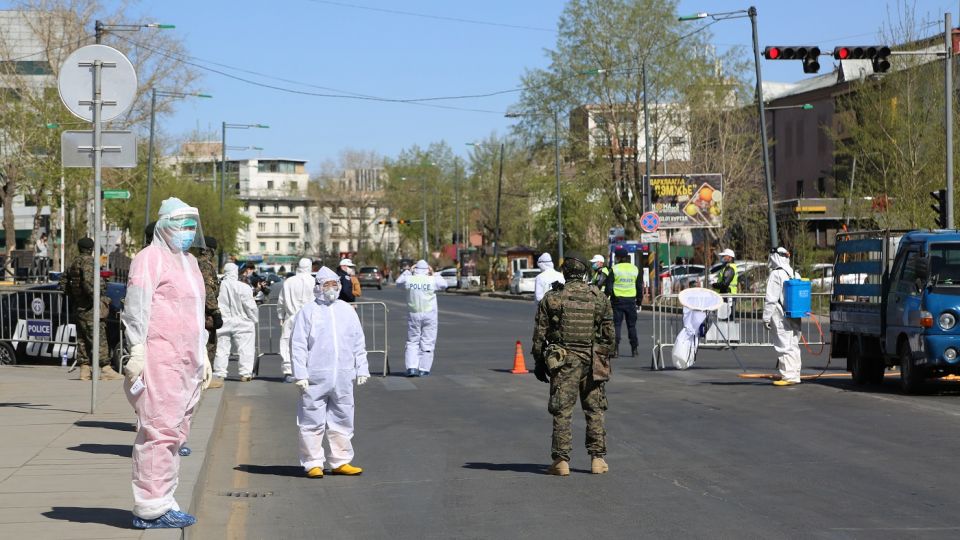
{"left": 396, "top": 260, "right": 448, "bottom": 376}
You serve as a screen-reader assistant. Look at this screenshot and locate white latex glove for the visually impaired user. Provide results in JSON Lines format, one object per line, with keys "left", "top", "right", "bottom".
{"left": 202, "top": 360, "right": 213, "bottom": 390}
{"left": 763, "top": 319, "right": 772, "bottom": 330}
{"left": 295, "top": 379, "right": 309, "bottom": 393}
{"left": 357, "top": 376, "right": 369, "bottom": 386}
{"left": 125, "top": 344, "right": 145, "bottom": 381}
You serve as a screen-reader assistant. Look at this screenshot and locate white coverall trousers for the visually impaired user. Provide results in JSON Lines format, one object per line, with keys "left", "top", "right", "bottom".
{"left": 773, "top": 314, "right": 802, "bottom": 382}
{"left": 297, "top": 380, "right": 355, "bottom": 469}
{"left": 405, "top": 310, "right": 438, "bottom": 372}
{"left": 214, "top": 320, "right": 255, "bottom": 378}
{"left": 279, "top": 318, "right": 295, "bottom": 375}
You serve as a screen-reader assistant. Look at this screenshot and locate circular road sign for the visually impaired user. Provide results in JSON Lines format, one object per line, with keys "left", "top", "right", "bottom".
{"left": 58, "top": 44, "right": 138, "bottom": 123}
{"left": 640, "top": 211, "right": 660, "bottom": 233}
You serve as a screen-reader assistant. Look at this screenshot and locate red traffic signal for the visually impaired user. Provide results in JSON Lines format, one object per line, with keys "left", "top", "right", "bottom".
{"left": 832, "top": 45, "right": 892, "bottom": 73}
{"left": 763, "top": 46, "right": 821, "bottom": 73}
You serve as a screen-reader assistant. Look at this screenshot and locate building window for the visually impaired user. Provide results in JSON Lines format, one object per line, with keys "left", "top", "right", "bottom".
{"left": 258, "top": 203, "right": 265, "bottom": 212}
{"left": 275, "top": 242, "right": 280, "bottom": 251}
{"left": 333, "top": 241, "right": 341, "bottom": 253}
{"left": 304, "top": 242, "right": 311, "bottom": 252}
{"left": 258, "top": 222, "right": 266, "bottom": 232}
{"left": 332, "top": 224, "right": 341, "bottom": 234}
{"left": 274, "top": 222, "right": 280, "bottom": 233}
{"left": 796, "top": 180, "right": 804, "bottom": 198}
{"left": 288, "top": 242, "right": 297, "bottom": 252}
{"left": 267, "top": 180, "right": 274, "bottom": 189}
{"left": 290, "top": 181, "right": 298, "bottom": 190}
{"left": 817, "top": 177, "right": 826, "bottom": 197}
{"left": 258, "top": 242, "right": 266, "bottom": 251}
{"left": 288, "top": 205, "right": 294, "bottom": 213}
{"left": 243, "top": 242, "right": 250, "bottom": 251}
{"left": 304, "top": 222, "right": 310, "bottom": 233}
{"left": 274, "top": 203, "right": 279, "bottom": 212}
{"left": 289, "top": 222, "right": 296, "bottom": 233}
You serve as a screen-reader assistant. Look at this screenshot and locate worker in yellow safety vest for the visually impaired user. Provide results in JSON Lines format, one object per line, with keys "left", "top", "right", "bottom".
{"left": 712, "top": 249, "right": 739, "bottom": 294}
{"left": 605, "top": 249, "right": 641, "bottom": 358}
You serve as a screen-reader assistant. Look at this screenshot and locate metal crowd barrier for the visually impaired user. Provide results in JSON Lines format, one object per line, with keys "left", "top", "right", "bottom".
{"left": 255, "top": 301, "right": 390, "bottom": 377}
{"left": 0, "top": 288, "right": 76, "bottom": 364}
{"left": 650, "top": 292, "right": 830, "bottom": 370}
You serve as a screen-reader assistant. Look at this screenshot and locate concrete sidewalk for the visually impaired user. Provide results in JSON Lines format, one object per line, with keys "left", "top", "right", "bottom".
{"left": 0, "top": 365, "right": 223, "bottom": 539}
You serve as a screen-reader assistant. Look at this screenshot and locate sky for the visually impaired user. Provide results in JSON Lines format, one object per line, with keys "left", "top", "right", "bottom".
{"left": 33, "top": 0, "right": 960, "bottom": 173}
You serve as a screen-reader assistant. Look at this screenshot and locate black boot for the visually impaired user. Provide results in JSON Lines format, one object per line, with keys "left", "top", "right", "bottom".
{"left": 611, "top": 342, "right": 619, "bottom": 358}
{"left": 631, "top": 346, "right": 638, "bottom": 358}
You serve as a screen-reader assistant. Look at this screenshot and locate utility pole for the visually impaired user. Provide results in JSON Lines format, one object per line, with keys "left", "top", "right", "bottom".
{"left": 553, "top": 110, "right": 563, "bottom": 261}
{"left": 421, "top": 176, "right": 428, "bottom": 260}
{"left": 493, "top": 143, "right": 505, "bottom": 279}
{"left": 946, "top": 12, "right": 954, "bottom": 228}
{"left": 749, "top": 6, "right": 777, "bottom": 248}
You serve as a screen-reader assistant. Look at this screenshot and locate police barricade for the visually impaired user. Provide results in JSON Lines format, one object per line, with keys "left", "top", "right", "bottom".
{"left": 254, "top": 301, "right": 389, "bottom": 377}
{"left": 0, "top": 288, "right": 77, "bottom": 365}
{"left": 650, "top": 292, "right": 829, "bottom": 370}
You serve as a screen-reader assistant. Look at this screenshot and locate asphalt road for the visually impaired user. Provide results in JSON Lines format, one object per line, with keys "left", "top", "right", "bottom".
{"left": 193, "top": 284, "right": 960, "bottom": 539}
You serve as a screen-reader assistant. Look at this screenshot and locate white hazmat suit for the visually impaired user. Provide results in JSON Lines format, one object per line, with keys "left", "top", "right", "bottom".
{"left": 214, "top": 263, "right": 259, "bottom": 379}
{"left": 292, "top": 267, "right": 370, "bottom": 471}
{"left": 762, "top": 247, "right": 803, "bottom": 384}
{"left": 534, "top": 253, "right": 565, "bottom": 303}
{"left": 121, "top": 197, "right": 206, "bottom": 523}
{"left": 396, "top": 260, "right": 448, "bottom": 375}
{"left": 278, "top": 258, "right": 316, "bottom": 376}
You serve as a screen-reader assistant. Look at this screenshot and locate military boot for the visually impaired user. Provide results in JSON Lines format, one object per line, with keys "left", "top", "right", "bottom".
{"left": 631, "top": 346, "right": 638, "bottom": 358}
{"left": 100, "top": 365, "right": 123, "bottom": 380}
{"left": 591, "top": 456, "right": 609, "bottom": 474}
{"left": 79, "top": 364, "right": 92, "bottom": 381}
{"left": 547, "top": 459, "right": 570, "bottom": 476}
{"left": 611, "top": 342, "right": 620, "bottom": 359}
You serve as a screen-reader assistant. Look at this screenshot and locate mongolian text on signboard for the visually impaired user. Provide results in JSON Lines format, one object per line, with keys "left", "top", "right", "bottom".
{"left": 649, "top": 174, "right": 723, "bottom": 229}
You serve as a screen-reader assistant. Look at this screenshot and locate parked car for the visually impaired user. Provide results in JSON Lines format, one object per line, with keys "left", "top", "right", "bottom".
{"left": 357, "top": 266, "right": 384, "bottom": 289}
{"left": 439, "top": 267, "right": 458, "bottom": 288}
{"left": 659, "top": 264, "right": 706, "bottom": 292}
{"left": 510, "top": 269, "right": 541, "bottom": 294}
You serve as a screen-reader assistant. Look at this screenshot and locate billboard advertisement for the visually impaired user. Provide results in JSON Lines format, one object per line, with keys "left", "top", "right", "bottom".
{"left": 649, "top": 174, "right": 723, "bottom": 229}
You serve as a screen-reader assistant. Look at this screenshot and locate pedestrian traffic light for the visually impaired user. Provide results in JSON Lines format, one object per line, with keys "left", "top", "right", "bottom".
{"left": 931, "top": 189, "right": 948, "bottom": 228}
{"left": 832, "top": 46, "right": 892, "bottom": 73}
{"left": 763, "top": 46, "right": 821, "bottom": 73}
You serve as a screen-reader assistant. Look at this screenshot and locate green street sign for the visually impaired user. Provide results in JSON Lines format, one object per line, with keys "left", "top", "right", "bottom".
{"left": 102, "top": 189, "right": 131, "bottom": 200}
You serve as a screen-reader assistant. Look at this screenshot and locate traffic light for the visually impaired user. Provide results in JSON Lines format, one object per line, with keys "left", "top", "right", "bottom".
{"left": 763, "top": 46, "right": 821, "bottom": 73}
{"left": 377, "top": 219, "right": 393, "bottom": 227}
{"left": 931, "top": 189, "right": 948, "bottom": 228}
{"left": 396, "top": 219, "right": 409, "bottom": 225}
{"left": 833, "top": 46, "right": 892, "bottom": 73}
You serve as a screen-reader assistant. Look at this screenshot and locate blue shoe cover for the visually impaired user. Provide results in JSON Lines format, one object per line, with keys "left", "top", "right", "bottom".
{"left": 178, "top": 446, "right": 191, "bottom": 456}
{"left": 405, "top": 369, "right": 418, "bottom": 377}
{"left": 418, "top": 370, "right": 430, "bottom": 377}
{"left": 132, "top": 509, "right": 197, "bottom": 529}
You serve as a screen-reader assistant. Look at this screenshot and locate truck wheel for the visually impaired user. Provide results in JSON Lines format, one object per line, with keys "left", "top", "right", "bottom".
{"left": 899, "top": 343, "right": 925, "bottom": 395}
{"left": 849, "top": 339, "right": 868, "bottom": 385}
{"left": 0, "top": 342, "right": 16, "bottom": 366}
{"left": 866, "top": 356, "right": 886, "bottom": 385}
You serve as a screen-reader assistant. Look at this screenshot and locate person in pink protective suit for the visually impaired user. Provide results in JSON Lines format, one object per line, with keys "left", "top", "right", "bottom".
{"left": 292, "top": 266, "right": 370, "bottom": 478}
{"left": 121, "top": 197, "right": 210, "bottom": 529}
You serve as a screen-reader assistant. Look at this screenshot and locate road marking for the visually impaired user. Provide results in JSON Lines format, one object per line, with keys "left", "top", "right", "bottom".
{"left": 226, "top": 404, "right": 251, "bottom": 540}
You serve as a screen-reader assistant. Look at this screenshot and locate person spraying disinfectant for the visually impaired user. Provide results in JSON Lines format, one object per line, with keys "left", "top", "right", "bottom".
{"left": 762, "top": 247, "right": 803, "bottom": 386}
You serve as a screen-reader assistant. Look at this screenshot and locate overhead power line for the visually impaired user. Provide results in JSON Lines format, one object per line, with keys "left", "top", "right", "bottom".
{"left": 303, "top": 0, "right": 555, "bottom": 33}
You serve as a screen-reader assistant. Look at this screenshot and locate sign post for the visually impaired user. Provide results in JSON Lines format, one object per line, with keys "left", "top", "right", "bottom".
{"left": 58, "top": 44, "right": 138, "bottom": 413}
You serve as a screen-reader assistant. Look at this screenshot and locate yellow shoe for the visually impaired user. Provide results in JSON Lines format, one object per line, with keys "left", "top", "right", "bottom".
{"left": 772, "top": 379, "right": 799, "bottom": 386}
{"left": 331, "top": 463, "right": 363, "bottom": 475}
{"left": 79, "top": 364, "right": 92, "bottom": 381}
{"left": 100, "top": 365, "right": 123, "bottom": 380}
{"left": 305, "top": 467, "right": 324, "bottom": 478}
{"left": 547, "top": 459, "right": 570, "bottom": 476}
{"left": 591, "top": 457, "right": 609, "bottom": 474}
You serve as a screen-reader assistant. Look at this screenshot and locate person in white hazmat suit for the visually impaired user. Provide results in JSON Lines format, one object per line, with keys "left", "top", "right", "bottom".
{"left": 292, "top": 267, "right": 370, "bottom": 478}
{"left": 762, "top": 247, "right": 803, "bottom": 386}
{"left": 213, "top": 263, "right": 259, "bottom": 382}
{"left": 534, "top": 253, "right": 565, "bottom": 303}
{"left": 396, "top": 260, "right": 448, "bottom": 377}
{"left": 278, "top": 258, "right": 317, "bottom": 383}
{"left": 121, "top": 197, "right": 208, "bottom": 529}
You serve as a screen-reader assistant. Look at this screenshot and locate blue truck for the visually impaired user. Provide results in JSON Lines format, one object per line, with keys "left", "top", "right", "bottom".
{"left": 830, "top": 229, "right": 960, "bottom": 393}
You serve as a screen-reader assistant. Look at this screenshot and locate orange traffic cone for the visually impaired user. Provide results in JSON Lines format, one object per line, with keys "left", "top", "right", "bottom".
{"left": 511, "top": 340, "right": 528, "bottom": 374}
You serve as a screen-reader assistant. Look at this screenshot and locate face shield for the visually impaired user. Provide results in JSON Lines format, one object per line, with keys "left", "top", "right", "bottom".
{"left": 154, "top": 205, "right": 205, "bottom": 254}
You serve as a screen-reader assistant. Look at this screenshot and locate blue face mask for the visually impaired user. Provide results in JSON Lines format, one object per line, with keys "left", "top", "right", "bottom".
{"left": 175, "top": 230, "right": 196, "bottom": 252}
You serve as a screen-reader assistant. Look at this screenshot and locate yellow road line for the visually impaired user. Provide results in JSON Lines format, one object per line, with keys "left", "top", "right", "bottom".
{"left": 226, "top": 404, "right": 251, "bottom": 540}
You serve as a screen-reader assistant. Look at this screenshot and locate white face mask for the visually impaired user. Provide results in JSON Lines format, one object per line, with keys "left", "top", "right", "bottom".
{"left": 322, "top": 288, "right": 339, "bottom": 302}
{"left": 345, "top": 267, "right": 355, "bottom": 276}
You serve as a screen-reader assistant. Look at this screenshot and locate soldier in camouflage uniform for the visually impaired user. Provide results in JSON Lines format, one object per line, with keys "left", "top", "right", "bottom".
{"left": 532, "top": 252, "right": 615, "bottom": 476}
{"left": 192, "top": 236, "right": 224, "bottom": 389}
{"left": 63, "top": 237, "right": 122, "bottom": 381}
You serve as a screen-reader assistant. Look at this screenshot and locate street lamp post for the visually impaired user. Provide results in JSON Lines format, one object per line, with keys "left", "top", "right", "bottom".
{"left": 680, "top": 6, "right": 778, "bottom": 249}
{"left": 505, "top": 111, "right": 563, "bottom": 259}
{"left": 422, "top": 175, "right": 428, "bottom": 259}
{"left": 145, "top": 89, "right": 211, "bottom": 237}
